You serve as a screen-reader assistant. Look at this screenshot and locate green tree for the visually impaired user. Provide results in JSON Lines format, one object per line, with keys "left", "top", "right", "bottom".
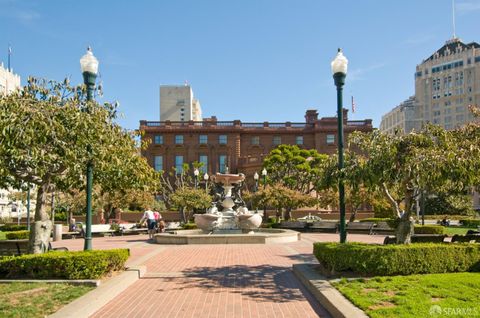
{"left": 250, "top": 184, "right": 317, "bottom": 221}
{"left": 350, "top": 123, "right": 480, "bottom": 243}
{"left": 262, "top": 145, "right": 329, "bottom": 194}
{"left": 0, "top": 78, "right": 157, "bottom": 253}
{"left": 170, "top": 187, "right": 212, "bottom": 223}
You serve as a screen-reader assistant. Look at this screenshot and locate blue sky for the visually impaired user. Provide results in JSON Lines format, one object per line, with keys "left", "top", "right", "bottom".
{"left": 1, "top": 0, "right": 479, "bottom": 129}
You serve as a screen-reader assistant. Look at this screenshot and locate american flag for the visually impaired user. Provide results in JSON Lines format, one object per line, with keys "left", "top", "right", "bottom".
{"left": 351, "top": 96, "right": 356, "bottom": 113}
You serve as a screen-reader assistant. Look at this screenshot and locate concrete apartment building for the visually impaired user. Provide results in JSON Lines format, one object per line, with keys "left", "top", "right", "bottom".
{"left": 380, "top": 38, "right": 480, "bottom": 134}
{"left": 160, "top": 85, "right": 202, "bottom": 121}
{"left": 140, "top": 109, "right": 372, "bottom": 180}
{"left": 379, "top": 96, "right": 417, "bottom": 135}
{"left": 415, "top": 38, "right": 480, "bottom": 130}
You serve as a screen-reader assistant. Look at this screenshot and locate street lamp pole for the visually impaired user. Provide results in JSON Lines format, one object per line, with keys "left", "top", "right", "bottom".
{"left": 261, "top": 168, "right": 267, "bottom": 220}
{"left": 80, "top": 47, "right": 99, "bottom": 251}
{"left": 331, "top": 48, "right": 348, "bottom": 243}
{"left": 253, "top": 172, "right": 259, "bottom": 192}
{"left": 204, "top": 173, "right": 209, "bottom": 193}
{"left": 194, "top": 168, "right": 199, "bottom": 189}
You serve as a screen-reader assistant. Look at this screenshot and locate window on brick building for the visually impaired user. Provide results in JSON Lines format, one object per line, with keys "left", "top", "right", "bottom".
{"left": 219, "top": 135, "right": 227, "bottom": 144}
{"left": 251, "top": 136, "right": 260, "bottom": 145}
{"left": 199, "top": 155, "right": 208, "bottom": 173}
{"left": 199, "top": 135, "right": 208, "bottom": 144}
{"left": 154, "top": 135, "right": 163, "bottom": 145}
{"left": 175, "top": 156, "right": 184, "bottom": 173}
{"left": 219, "top": 155, "right": 227, "bottom": 173}
{"left": 296, "top": 136, "right": 304, "bottom": 145}
{"left": 175, "top": 135, "right": 184, "bottom": 144}
{"left": 154, "top": 156, "right": 163, "bottom": 171}
{"left": 326, "top": 134, "right": 335, "bottom": 144}
{"left": 273, "top": 136, "right": 281, "bottom": 145}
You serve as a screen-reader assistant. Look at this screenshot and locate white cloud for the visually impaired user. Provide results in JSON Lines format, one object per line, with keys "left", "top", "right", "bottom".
{"left": 348, "top": 63, "right": 387, "bottom": 82}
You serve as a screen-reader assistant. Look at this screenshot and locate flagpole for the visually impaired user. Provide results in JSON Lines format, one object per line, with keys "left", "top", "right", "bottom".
{"left": 8, "top": 45, "right": 11, "bottom": 72}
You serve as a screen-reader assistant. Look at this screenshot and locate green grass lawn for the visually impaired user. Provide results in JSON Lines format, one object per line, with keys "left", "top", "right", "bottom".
{"left": 444, "top": 227, "right": 477, "bottom": 236}
{"left": 0, "top": 232, "right": 5, "bottom": 240}
{"left": 333, "top": 273, "right": 480, "bottom": 318}
{"left": 0, "top": 283, "right": 94, "bottom": 318}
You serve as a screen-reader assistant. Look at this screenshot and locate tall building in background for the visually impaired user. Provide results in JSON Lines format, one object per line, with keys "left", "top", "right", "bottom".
{"left": 160, "top": 85, "right": 202, "bottom": 121}
{"left": 415, "top": 38, "right": 480, "bottom": 130}
{"left": 0, "top": 62, "right": 23, "bottom": 218}
{"left": 379, "top": 96, "right": 417, "bottom": 134}
{"left": 0, "top": 62, "right": 21, "bottom": 95}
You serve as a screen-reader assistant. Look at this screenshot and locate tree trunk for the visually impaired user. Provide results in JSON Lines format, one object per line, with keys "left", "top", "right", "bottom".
{"left": 285, "top": 208, "right": 292, "bottom": 221}
{"left": 396, "top": 190, "right": 415, "bottom": 244}
{"left": 395, "top": 213, "right": 414, "bottom": 244}
{"left": 275, "top": 209, "right": 281, "bottom": 223}
{"left": 180, "top": 207, "right": 186, "bottom": 223}
{"left": 29, "top": 183, "right": 52, "bottom": 254}
{"left": 349, "top": 208, "right": 358, "bottom": 223}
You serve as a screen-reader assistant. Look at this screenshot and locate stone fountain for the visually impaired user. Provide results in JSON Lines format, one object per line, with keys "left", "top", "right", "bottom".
{"left": 194, "top": 173, "right": 262, "bottom": 233}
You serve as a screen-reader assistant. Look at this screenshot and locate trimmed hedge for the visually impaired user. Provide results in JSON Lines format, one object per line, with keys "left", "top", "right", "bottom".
{"left": 359, "top": 218, "right": 393, "bottom": 223}
{"left": 460, "top": 219, "right": 480, "bottom": 227}
{"left": 414, "top": 225, "right": 445, "bottom": 234}
{"left": 5, "top": 230, "right": 29, "bottom": 240}
{"left": 313, "top": 242, "right": 480, "bottom": 276}
{"left": 0, "top": 249, "right": 129, "bottom": 279}
{"left": 0, "top": 225, "right": 27, "bottom": 232}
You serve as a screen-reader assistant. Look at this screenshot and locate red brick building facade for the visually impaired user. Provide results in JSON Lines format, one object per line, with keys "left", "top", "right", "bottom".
{"left": 140, "top": 109, "right": 372, "bottom": 178}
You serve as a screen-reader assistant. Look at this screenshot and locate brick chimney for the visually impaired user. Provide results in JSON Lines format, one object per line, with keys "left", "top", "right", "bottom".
{"left": 305, "top": 109, "right": 318, "bottom": 124}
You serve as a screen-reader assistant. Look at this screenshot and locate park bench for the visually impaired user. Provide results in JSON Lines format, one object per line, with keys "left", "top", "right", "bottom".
{"left": 371, "top": 221, "right": 395, "bottom": 235}
{"left": 383, "top": 234, "right": 447, "bottom": 244}
{"left": 61, "top": 226, "right": 81, "bottom": 239}
{"left": 120, "top": 227, "right": 149, "bottom": 235}
{"left": 278, "top": 221, "right": 309, "bottom": 232}
{"left": 91, "top": 224, "right": 116, "bottom": 237}
{"left": 346, "top": 222, "right": 376, "bottom": 234}
{"left": 0, "top": 239, "right": 68, "bottom": 256}
{"left": 451, "top": 234, "right": 480, "bottom": 243}
{"left": 309, "top": 221, "right": 338, "bottom": 233}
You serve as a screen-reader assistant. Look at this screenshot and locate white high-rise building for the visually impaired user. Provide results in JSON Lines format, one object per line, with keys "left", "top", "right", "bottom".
{"left": 0, "top": 62, "right": 20, "bottom": 95}
{"left": 160, "top": 85, "right": 202, "bottom": 121}
{"left": 379, "top": 96, "right": 417, "bottom": 134}
{"left": 0, "top": 62, "right": 26, "bottom": 219}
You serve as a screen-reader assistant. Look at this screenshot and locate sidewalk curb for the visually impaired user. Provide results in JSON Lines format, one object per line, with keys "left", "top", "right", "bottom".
{"left": 0, "top": 279, "right": 100, "bottom": 287}
{"left": 293, "top": 264, "right": 368, "bottom": 318}
{"left": 49, "top": 265, "right": 146, "bottom": 318}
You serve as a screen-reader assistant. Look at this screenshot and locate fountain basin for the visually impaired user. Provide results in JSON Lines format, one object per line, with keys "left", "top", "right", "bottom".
{"left": 154, "top": 228, "right": 300, "bottom": 245}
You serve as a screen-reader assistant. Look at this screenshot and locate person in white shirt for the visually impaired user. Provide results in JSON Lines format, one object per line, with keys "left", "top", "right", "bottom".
{"left": 140, "top": 207, "right": 156, "bottom": 239}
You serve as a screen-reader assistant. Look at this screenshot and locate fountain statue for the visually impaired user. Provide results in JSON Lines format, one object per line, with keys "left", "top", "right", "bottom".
{"left": 194, "top": 173, "right": 262, "bottom": 233}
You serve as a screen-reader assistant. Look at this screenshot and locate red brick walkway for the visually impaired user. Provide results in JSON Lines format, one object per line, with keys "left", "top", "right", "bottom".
{"left": 53, "top": 233, "right": 385, "bottom": 317}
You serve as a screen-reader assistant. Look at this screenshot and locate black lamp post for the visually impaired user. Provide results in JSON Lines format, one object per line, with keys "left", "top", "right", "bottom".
{"left": 253, "top": 172, "right": 259, "bottom": 192}
{"left": 80, "top": 47, "right": 99, "bottom": 251}
{"left": 194, "top": 168, "right": 199, "bottom": 189}
{"left": 261, "top": 168, "right": 267, "bottom": 219}
{"left": 331, "top": 48, "right": 348, "bottom": 243}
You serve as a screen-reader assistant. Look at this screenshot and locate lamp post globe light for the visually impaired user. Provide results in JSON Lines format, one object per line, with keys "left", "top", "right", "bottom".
{"left": 331, "top": 48, "right": 348, "bottom": 244}
{"left": 80, "top": 47, "right": 99, "bottom": 251}
{"left": 253, "top": 172, "right": 259, "bottom": 192}
{"left": 194, "top": 168, "right": 199, "bottom": 189}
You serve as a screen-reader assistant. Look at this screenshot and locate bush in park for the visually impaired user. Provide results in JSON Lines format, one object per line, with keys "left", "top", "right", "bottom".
{"left": 0, "top": 249, "right": 130, "bottom": 279}
{"left": 0, "top": 225, "right": 28, "bottom": 232}
{"left": 313, "top": 242, "right": 480, "bottom": 276}
{"left": 413, "top": 225, "right": 445, "bottom": 234}
{"left": 5, "top": 230, "right": 29, "bottom": 240}
{"left": 460, "top": 219, "right": 480, "bottom": 227}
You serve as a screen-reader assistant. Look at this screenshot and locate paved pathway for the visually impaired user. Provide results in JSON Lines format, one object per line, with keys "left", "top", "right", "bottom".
{"left": 52, "top": 233, "right": 385, "bottom": 318}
